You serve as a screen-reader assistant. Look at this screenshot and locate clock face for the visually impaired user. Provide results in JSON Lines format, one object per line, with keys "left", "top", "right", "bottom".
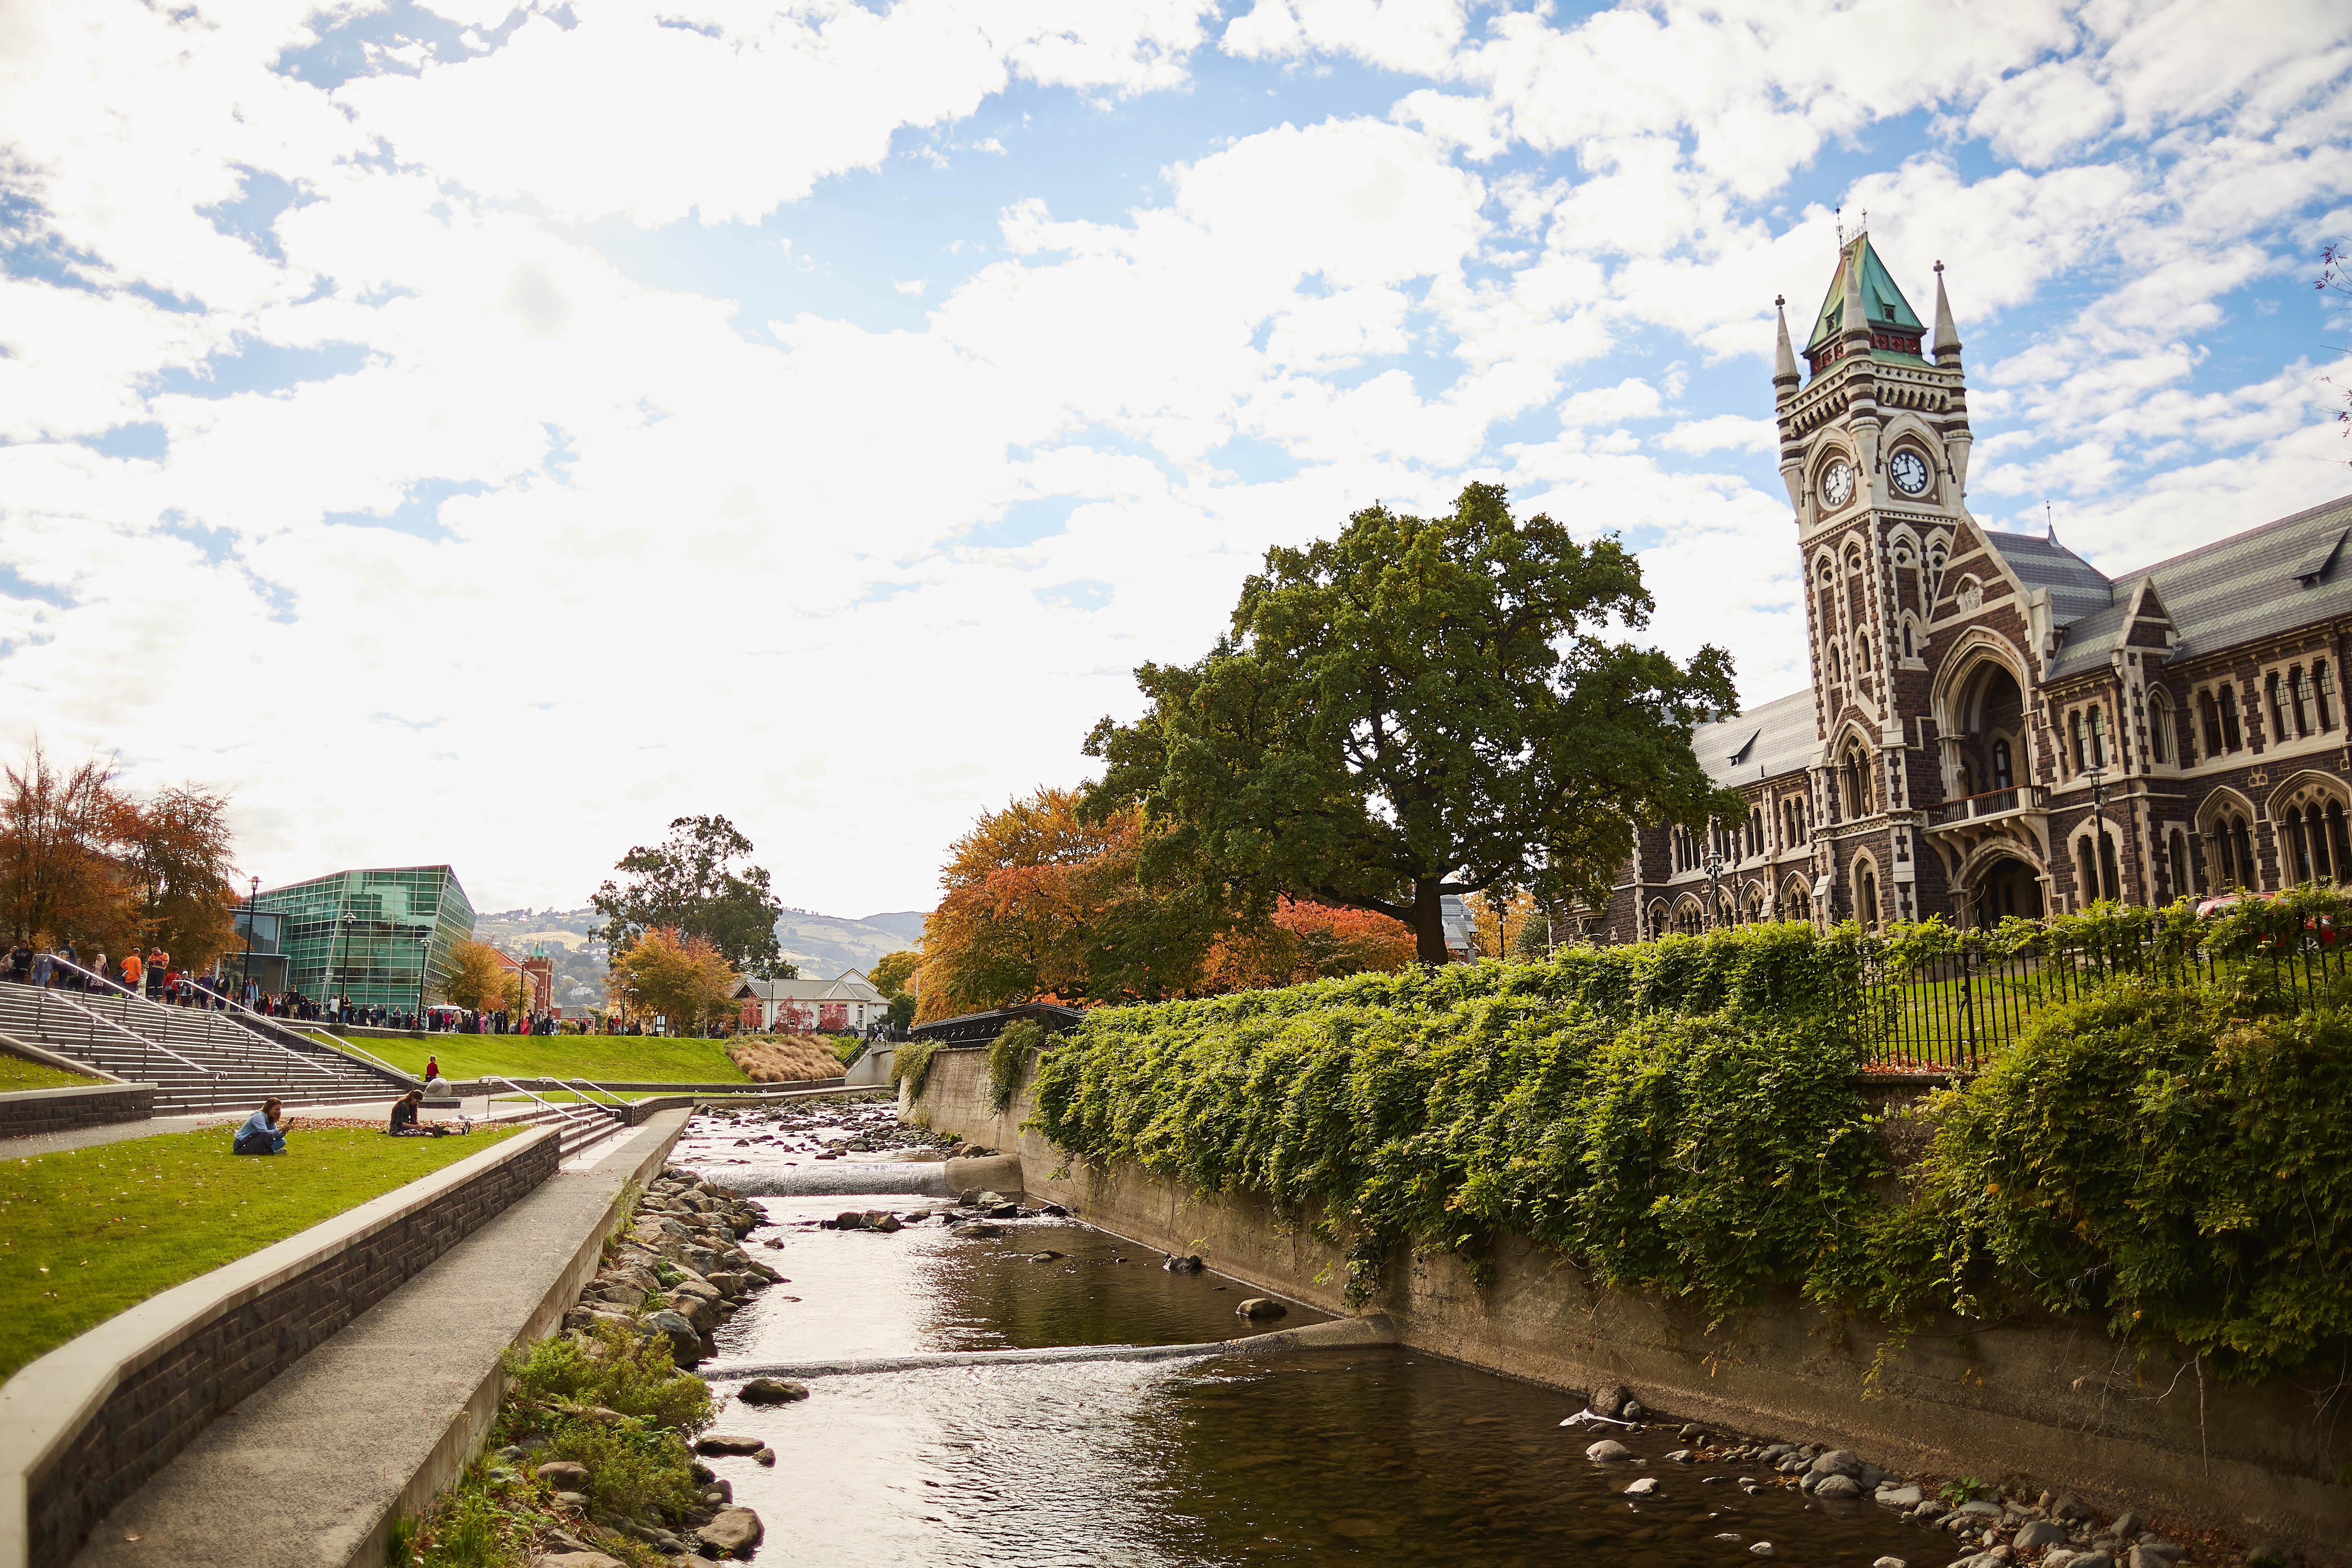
{"left": 1820, "top": 460, "right": 1854, "bottom": 507}
{"left": 1889, "top": 450, "right": 1931, "bottom": 497}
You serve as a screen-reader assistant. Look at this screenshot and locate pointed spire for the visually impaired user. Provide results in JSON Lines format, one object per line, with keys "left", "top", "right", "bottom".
{"left": 1932, "top": 260, "right": 1961, "bottom": 360}
{"left": 1841, "top": 235, "right": 1869, "bottom": 344}
{"left": 1773, "top": 294, "right": 1798, "bottom": 387}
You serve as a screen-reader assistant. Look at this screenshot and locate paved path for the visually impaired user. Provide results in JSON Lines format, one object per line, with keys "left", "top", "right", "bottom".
{"left": 68, "top": 1110, "right": 691, "bottom": 1568}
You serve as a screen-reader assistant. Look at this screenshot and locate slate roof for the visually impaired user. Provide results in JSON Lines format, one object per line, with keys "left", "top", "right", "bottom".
{"left": 735, "top": 968, "right": 887, "bottom": 1004}
{"left": 1982, "top": 529, "right": 2116, "bottom": 626}
{"left": 1692, "top": 687, "right": 1817, "bottom": 788}
{"left": 2038, "top": 492, "right": 2352, "bottom": 680}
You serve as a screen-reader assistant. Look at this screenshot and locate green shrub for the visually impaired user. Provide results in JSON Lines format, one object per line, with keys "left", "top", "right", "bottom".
{"left": 1030, "top": 941, "right": 1874, "bottom": 1316}
{"left": 503, "top": 1321, "right": 712, "bottom": 1435}
{"left": 892, "top": 1035, "right": 942, "bottom": 1095}
{"left": 1827, "top": 980, "right": 2352, "bottom": 1383}
{"left": 545, "top": 1413, "right": 701, "bottom": 1520}
{"left": 988, "top": 1018, "right": 1044, "bottom": 1115}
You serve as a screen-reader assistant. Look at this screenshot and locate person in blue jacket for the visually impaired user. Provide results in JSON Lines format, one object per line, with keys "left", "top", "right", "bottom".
{"left": 233, "top": 1099, "right": 287, "bottom": 1155}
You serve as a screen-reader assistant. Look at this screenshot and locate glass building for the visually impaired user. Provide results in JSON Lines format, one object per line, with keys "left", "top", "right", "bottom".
{"left": 248, "top": 865, "right": 475, "bottom": 1009}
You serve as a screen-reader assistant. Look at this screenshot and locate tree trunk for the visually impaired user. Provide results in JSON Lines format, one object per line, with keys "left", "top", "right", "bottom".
{"left": 1413, "top": 879, "right": 1450, "bottom": 965}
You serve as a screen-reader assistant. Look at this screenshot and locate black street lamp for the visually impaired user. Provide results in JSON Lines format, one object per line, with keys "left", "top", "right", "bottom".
{"left": 2088, "top": 767, "right": 2112, "bottom": 903}
{"left": 241, "top": 875, "right": 258, "bottom": 995}
{"left": 331, "top": 911, "right": 356, "bottom": 1019}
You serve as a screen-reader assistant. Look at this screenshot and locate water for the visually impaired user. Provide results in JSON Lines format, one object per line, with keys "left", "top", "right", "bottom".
{"left": 674, "top": 1109, "right": 1936, "bottom": 1567}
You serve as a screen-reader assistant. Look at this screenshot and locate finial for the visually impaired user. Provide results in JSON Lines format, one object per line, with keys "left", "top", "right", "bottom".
{"left": 1775, "top": 294, "right": 1784, "bottom": 307}
{"left": 1859, "top": 208, "right": 1868, "bottom": 234}
{"left": 2045, "top": 500, "right": 2056, "bottom": 542}
{"left": 1934, "top": 259, "right": 1944, "bottom": 274}
{"left": 1835, "top": 206, "right": 1844, "bottom": 248}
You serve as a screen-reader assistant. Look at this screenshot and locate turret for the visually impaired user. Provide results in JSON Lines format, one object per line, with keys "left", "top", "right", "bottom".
{"left": 1773, "top": 295, "right": 1805, "bottom": 511}
{"left": 1931, "top": 260, "right": 1962, "bottom": 365}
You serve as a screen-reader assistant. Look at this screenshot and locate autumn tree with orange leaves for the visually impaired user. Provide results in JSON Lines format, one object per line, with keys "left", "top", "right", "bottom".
{"left": 0, "top": 745, "right": 240, "bottom": 968}
{"left": 916, "top": 788, "right": 1413, "bottom": 1022}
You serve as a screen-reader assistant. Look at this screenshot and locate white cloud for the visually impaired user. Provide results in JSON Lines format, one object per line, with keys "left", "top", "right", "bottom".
{"left": 2, "top": 0, "right": 2349, "bottom": 917}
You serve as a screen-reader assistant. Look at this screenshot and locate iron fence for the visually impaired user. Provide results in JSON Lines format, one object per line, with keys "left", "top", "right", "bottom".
{"left": 1857, "top": 922, "right": 2351, "bottom": 1072}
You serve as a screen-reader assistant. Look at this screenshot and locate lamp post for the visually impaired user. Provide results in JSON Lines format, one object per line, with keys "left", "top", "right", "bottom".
{"left": 2087, "top": 766, "right": 2111, "bottom": 904}
{"left": 241, "top": 875, "right": 258, "bottom": 995}
{"left": 1703, "top": 846, "right": 1725, "bottom": 931}
{"left": 331, "top": 911, "right": 356, "bottom": 1021}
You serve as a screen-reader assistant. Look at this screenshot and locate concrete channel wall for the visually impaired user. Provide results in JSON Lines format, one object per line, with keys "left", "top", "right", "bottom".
{"left": 910, "top": 1045, "right": 2352, "bottom": 1558}
{"left": 0, "top": 1126, "right": 563, "bottom": 1568}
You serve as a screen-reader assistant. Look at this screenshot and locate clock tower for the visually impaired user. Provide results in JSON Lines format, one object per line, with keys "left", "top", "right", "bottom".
{"left": 1771, "top": 231, "right": 1975, "bottom": 926}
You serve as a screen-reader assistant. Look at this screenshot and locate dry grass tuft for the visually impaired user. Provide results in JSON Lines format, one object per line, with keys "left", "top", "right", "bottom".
{"left": 727, "top": 1035, "right": 844, "bottom": 1083}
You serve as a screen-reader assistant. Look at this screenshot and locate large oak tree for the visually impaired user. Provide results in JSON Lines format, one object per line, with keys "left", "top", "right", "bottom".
{"left": 591, "top": 815, "right": 792, "bottom": 979}
{"left": 1082, "top": 482, "right": 1747, "bottom": 964}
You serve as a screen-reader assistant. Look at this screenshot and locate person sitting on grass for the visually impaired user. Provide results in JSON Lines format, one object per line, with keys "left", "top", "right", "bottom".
{"left": 389, "top": 1089, "right": 466, "bottom": 1137}
{"left": 233, "top": 1098, "right": 287, "bottom": 1156}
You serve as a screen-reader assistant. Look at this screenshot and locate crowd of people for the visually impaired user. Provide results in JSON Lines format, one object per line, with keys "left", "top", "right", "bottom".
{"left": 0, "top": 938, "right": 593, "bottom": 1033}
{"left": 2, "top": 938, "right": 348, "bottom": 1019}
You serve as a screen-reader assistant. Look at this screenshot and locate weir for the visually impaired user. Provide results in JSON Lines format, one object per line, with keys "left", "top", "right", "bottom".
{"left": 905, "top": 1044, "right": 2352, "bottom": 1558}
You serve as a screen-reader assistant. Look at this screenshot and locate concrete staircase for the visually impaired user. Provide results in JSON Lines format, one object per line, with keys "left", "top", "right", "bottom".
{"left": 479, "top": 1095, "right": 628, "bottom": 1161}
{"left": 0, "top": 980, "right": 410, "bottom": 1113}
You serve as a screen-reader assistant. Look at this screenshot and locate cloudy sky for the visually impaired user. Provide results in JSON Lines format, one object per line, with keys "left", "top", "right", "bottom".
{"left": 4, "top": 0, "right": 2350, "bottom": 919}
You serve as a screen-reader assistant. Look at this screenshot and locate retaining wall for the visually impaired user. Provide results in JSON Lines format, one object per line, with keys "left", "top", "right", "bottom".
{"left": 0, "top": 1085, "right": 155, "bottom": 1141}
{"left": 0, "top": 1126, "right": 562, "bottom": 1568}
{"left": 911, "top": 1045, "right": 2352, "bottom": 1558}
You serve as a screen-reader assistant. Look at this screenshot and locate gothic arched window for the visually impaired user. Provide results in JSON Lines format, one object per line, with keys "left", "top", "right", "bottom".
{"left": 2221, "top": 687, "right": 2244, "bottom": 751}
{"left": 2148, "top": 691, "right": 2173, "bottom": 764}
{"left": 1992, "top": 738, "right": 2013, "bottom": 790}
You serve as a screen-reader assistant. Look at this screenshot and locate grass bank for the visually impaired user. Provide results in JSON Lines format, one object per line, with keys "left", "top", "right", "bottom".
{"left": 0, "top": 1054, "right": 98, "bottom": 1092}
{"left": 347, "top": 1035, "right": 754, "bottom": 1085}
{"left": 0, "top": 1123, "right": 518, "bottom": 1378}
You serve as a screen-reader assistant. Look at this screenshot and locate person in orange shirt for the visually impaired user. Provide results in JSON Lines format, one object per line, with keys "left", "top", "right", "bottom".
{"left": 121, "top": 951, "right": 142, "bottom": 992}
{"left": 146, "top": 948, "right": 168, "bottom": 999}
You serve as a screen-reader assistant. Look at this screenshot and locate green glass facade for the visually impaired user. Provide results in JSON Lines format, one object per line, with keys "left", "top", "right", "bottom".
{"left": 249, "top": 865, "right": 475, "bottom": 1009}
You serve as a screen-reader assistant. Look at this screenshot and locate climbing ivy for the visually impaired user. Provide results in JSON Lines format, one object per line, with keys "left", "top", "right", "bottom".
{"left": 988, "top": 1019, "right": 1043, "bottom": 1115}
{"left": 1026, "top": 904, "right": 2352, "bottom": 1383}
{"left": 1030, "top": 924, "right": 1875, "bottom": 1316}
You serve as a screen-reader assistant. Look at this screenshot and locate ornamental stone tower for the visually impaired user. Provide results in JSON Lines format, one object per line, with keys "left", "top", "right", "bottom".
{"left": 1771, "top": 232, "right": 1976, "bottom": 926}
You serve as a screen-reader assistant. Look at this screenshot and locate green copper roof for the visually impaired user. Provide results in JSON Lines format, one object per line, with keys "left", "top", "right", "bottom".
{"left": 1804, "top": 234, "right": 1925, "bottom": 355}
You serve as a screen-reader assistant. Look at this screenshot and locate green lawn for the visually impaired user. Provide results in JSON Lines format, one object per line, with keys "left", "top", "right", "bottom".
{"left": 348, "top": 1034, "right": 753, "bottom": 1085}
{"left": 0, "top": 1124, "right": 517, "bottom": 1378}
{"left": 0, "top": 1055, "right": 98, "bottom": 1093}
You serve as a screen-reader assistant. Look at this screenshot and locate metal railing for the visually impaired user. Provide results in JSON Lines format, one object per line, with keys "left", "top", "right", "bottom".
{"left": 287, "top": 1027, "right": 422, "bottom": 1088}
{"left": 559, "top": 1078, "right": 632, "bottom": 1114}
{"left": 484, "top": 1076, "right": 613, "bottom": 1143}
{"left": 0, "top": 983, "right": 215, "bottom": 1083}
{"left": 46, "top": 959, "right": 337, "bottom": 1079}
{"left": 1859, "top": 918, "right": 2348, "bottom": 1071}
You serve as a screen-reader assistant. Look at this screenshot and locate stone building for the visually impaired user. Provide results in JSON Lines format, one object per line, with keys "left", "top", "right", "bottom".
{"left": 1595, "top": 233, "right": 2352, "bottom": 939}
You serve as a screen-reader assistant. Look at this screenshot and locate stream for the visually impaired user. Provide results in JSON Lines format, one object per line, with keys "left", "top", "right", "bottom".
{"left": 671, "top": 1101, "right": 1938, "bottom": 1568}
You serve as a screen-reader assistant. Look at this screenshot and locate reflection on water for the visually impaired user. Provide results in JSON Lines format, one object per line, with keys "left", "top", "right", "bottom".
{"left": 704, "top": 1344, "right": 1931, "bottom": 1568}
{"left": 715, "top": 1196, "right": 1320, "bottom": 1362}
{"left": 681, "top": 1127, "right": 1928, "bottom": 1568}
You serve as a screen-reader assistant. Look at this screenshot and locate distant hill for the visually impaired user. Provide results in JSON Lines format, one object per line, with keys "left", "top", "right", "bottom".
{"left": 858, "top": 911, "right": 929, "bottom": 943}
{"left": 771, "top": 909, "right": 926, "bottom": 980}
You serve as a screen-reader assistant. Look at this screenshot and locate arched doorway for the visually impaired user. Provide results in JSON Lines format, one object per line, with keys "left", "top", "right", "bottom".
{"left": 1972, "top": 855, "right": 2045, "bottom": 927}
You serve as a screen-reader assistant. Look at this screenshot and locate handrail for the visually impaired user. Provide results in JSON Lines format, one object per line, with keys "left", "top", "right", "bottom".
{"left": 48, "top": 958, "right": 336, "bottom": 1078}
{"left": 559, "top": 1077, "right": 630, "bottom": 1114}
{"left": 290, "top": 1026, "right": 422, "bottom": 1088}
{"left": 9, "top": 985, "right": 215, "bottom": 1081}
{"left": 485, "top": 1076, "right": 601, "bottom": 1137}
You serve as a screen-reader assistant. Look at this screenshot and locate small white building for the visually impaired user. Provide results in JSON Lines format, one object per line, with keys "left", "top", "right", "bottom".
{"left": 736, "top": 968, "right": 890, "bottom": 1034}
